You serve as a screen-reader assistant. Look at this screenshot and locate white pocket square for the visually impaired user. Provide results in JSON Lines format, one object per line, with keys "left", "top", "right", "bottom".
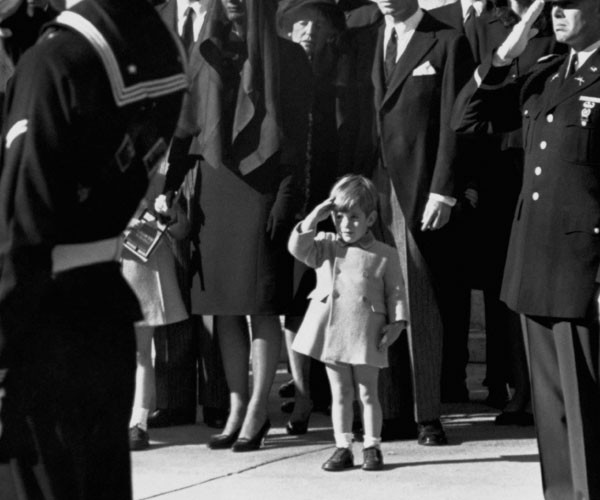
{"left": 412, "top": 61, "right": 436, "bottom": 76}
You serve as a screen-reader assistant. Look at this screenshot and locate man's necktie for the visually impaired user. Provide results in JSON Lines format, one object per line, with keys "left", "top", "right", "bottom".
{"left": 464, "top": 4, "right": 476, "bottom": 23}
{"left": 564, "top": 54, "right": 578, "bottom": 80}
{"left": 384, "top": 29, "right": 398, "bottom": 82}
{"left": 181, "top": 7, "right": 195, "bottom": 52}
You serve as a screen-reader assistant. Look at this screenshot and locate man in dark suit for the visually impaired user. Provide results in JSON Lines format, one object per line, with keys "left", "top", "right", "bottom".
{"left": 339, "top": 0, "right": 474, "bottom": 445}
{"left": 453, "top": 0, "right": 600, "bottom": 496}
{"left": 427, "top": 0, "right": 488, "bottom": 404}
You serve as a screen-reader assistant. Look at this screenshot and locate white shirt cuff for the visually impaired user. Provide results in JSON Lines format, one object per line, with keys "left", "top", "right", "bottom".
{"left": 429, "top": 193, "right": 457, "bottom": 207}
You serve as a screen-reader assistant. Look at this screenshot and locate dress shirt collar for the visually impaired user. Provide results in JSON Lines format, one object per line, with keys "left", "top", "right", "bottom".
{"left": 384, "top": 8, "right": 423, "bottom": 40}
{"left": 569, "top": 39, "right": 600, "bottom": 70}
{"left": 336, "top": 230, "right": 376, "bottom": 250}
{"left": 176, "top": 0, "right": 207, "bottom": 38}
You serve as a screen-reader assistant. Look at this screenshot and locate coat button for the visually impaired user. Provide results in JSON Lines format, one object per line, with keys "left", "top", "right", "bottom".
{"left": 540, "top": 141, "right": 547, "bottom": 150}
{"left": 524, "top": 109, "right": 529, "bottom": 116}
{"left": 534, "top": 166, "right": 542, "bottom": 176}
{"left": 332, "top": 291, "right": 340, "bottom": 299}
{"left": 532, "top": 192, "right": 540, "bottom": 201}
{"left": 361, "top": 296, "right": 368, "bottom": 302}
{"left": 594, "top": 227, "right": 600, "bottom": 234}
{"left": 546, "top": 114, "right": 554, "bottom": 123}
{"left": 335, "top": 268, "right": 341, "bottom": 274}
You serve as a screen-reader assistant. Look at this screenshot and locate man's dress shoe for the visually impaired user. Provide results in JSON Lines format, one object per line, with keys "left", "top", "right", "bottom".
{"left": 417, "top": 419, "right": 448, "bottom": 446}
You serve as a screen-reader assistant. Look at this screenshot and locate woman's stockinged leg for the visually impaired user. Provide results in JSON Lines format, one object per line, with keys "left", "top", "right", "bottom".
{"left": 325, "top": 363, "right": 355, "bottom": 447}
{"left": 216, "top": 315, "right": 251, "bottom": 435}
{"left": 353, "top": 365, "right": 382, "bottom": 447}
{"left": 239, "top": 315, "right": 282, "bottom": 439}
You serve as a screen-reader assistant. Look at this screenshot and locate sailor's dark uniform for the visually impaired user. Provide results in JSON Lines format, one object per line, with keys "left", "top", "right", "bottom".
{"left": 0, "top": 0, "right": 187, "bottom": 498}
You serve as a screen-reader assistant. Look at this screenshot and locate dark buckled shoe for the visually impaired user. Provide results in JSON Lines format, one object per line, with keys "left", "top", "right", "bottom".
{"left": 362, "top": 446, "right": 384, "bottom": 471}
{"left": 129, "top": 425, "right": 150, "bottom": 451}
{"left": 417, "top": 419, "right": 448, "bottom": 446}
{"left": 322, "top": 447, "right": 354, "bottom": 471}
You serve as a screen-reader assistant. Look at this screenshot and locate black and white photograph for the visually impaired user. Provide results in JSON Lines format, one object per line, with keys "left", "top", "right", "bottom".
{"left": 0, "top": 0, "right": 599, "bottom": 498}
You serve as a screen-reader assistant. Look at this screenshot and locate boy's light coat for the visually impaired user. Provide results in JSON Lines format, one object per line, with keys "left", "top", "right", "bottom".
{"left": 289, "top": 224, "right": 408, "bottom": 368}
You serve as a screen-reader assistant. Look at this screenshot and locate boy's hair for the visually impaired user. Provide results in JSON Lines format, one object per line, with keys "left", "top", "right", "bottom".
{"left": 329, "top": 174, "right": 378, "bottom": 215}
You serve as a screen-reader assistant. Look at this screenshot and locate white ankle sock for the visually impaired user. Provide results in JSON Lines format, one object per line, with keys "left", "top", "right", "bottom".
{"left": 130, "top": 408, "right": 150, "bottom": 431}
{"left": 363, "top": 436, "right": 382, "bottom": 449}
{"left": 334, "top": 432, "right": 353, "bottom": 449}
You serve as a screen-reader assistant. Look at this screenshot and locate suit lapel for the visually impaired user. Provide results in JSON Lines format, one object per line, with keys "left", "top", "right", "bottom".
{"left": 381, "top": 15, "right": 437, "bottom": 108}
{"left": 450, "top": 3, "right": 464, "bottom": 32}
{"left": 371, "top": 23, "right": 386, "bottom": 110}
{"left": 544, "top": 51, "right": 600, "bottom": 112}
{"left": 158, "top": 0, "right": 178, "bottom": 32}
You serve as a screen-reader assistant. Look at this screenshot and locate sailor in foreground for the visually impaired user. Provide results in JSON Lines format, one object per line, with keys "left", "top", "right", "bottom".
{"left": 453, "top": 0, "right": 600, "bottom": 498}
{"left": 0, "top": 0, "right": 187, "bottom": 498}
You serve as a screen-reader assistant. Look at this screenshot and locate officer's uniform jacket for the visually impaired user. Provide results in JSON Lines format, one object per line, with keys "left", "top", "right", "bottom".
{"left": 453, "top": 49, "right": 600, "bottom": 319}
{"left": 288, "top": 224, "right": 408, "bottom": 368}
{"left": 0, "top": 0, "right": 188, "bottom": 369}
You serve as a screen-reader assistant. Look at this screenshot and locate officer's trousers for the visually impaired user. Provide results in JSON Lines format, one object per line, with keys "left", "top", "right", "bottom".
{"left": 524, "top": 314, "right": 600, "bottom": 500}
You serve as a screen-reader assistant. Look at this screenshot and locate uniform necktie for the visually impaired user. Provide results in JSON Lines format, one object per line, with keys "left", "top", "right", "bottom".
{"left": 181, "top": 7, "right": 195, "bottom": 52}
{"left": 384, "top": 29, "right": 398, "bottom": 82}
{"left": 564, "top": 54, "right": 578, "bottom": 80}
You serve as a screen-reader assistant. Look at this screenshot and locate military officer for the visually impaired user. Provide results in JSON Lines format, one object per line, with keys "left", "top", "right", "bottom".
{"left": 0, "top": 0, "right": 187, "bottom": 498}
{"left": 453, "top": 0, "right": 600, "bottom": 498}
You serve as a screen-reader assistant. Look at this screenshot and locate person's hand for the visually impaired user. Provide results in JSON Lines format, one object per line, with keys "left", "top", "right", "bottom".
{"left": 495, "top": 0, "right": 544, "bottom": 65}
{"left": 378, "top": 321, "right": 406, "bottom": 351}
{"left": 421, "top": 198, "right": 452, "bottom": 231}
{"left": 464, "top": 188, "right": 479, "bottom": 209}
{"left": 300, "top": 197, "right": 336, "bottom": 231}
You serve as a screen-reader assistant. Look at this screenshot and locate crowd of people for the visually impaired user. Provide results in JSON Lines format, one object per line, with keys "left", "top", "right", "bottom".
{"left": 0, "top": 0, "right": 598, "bottom": 498}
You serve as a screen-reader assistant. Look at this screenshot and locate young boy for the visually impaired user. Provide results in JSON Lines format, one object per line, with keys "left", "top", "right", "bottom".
{"left": 288, "top": 174, "right": 408, "bottom": 471}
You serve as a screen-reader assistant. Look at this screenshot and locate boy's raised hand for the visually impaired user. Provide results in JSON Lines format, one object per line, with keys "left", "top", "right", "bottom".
{"left": 378, "top": 321, "right": 406, "bottom": 351}
{"left": 300, "top": 197, "right": 336, "bottom": 231}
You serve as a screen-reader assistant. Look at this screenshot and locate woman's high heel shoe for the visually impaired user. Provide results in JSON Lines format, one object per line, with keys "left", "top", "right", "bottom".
{"left": 207, "top": 428, "right": 241, "bottom": 449}
{"left": 231, "top": 420, "right": 271, "bottom": 452}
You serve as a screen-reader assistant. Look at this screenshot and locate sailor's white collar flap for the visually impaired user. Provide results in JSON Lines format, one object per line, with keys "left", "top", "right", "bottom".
{"left": 54, "top": 9, "right": 188, "bottom": 108}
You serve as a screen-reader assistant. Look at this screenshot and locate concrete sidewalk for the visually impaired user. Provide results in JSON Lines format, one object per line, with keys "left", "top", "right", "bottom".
{"left": 131, "top": 360, "right": 542, "bottom": 500}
